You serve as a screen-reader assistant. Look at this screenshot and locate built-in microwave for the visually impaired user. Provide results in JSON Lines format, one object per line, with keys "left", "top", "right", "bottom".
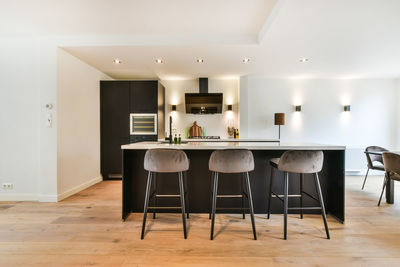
{"left": 130, "top": 113, "right": 158, "bottom": 135}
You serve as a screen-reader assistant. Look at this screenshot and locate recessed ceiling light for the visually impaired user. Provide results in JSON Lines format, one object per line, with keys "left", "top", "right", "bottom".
{"left": 299, "top": 57, "right": 309, "bottom": 62}
{"left": 113, "top": 59, "right": 121, "bottom": 64}
{"left": 196, "top": 59, "right": 204, "bottom": 63}
{"left": 155, "top": 59, "right": 163, "bottom": 64}
{"left": 242, "top": 58, "right": 250, "bottom": 63}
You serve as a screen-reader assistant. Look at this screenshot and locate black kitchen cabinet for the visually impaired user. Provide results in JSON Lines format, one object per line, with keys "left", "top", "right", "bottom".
{"left": 130, "top": 81, "right": 158, "bottom": 113}
{"left": 100, "top": 80, "right": 164, "bottom": 180}
{"left": 100, "top": 81, "right": 130, "bottom": 179}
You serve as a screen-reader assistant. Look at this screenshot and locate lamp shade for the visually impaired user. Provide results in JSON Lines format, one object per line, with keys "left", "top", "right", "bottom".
{"left": 274, "top": 113, "right": 285, "bottom": 125}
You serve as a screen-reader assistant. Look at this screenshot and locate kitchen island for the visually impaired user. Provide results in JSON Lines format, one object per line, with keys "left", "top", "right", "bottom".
{"left": 121, "top": 141, "right": 345, "bottom": 222}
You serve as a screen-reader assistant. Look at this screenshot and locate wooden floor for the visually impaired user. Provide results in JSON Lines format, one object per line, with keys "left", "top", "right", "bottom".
{"left": 1, "top": 175, "right": 400, "bottom": 266}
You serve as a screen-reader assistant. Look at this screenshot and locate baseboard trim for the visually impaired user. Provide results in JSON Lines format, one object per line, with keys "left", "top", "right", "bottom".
{"left": 0, "top": 193, "right": 39, "bottom": 201}
{"left": 57, "top": 176, "right": 103, "bottom": 201}
{"left": 345, "top": 169, "right": 385, "bottom": 176}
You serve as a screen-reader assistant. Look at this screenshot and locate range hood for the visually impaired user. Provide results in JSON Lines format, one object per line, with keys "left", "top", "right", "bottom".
{"left": 185, "top": 78, "right": 223, "bottom": 114}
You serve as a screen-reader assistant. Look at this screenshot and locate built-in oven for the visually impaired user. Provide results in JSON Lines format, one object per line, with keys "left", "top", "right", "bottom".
{"left": 129, "top": 113, "right": 158, "bottom": 143}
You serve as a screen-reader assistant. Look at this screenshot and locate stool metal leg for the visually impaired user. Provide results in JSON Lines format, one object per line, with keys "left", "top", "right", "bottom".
{"left": 378, "top": 173, "right": 388, "bottom": 206}
{"left": 178, "top": 172, "right": 187, "bottom": 239}
{"left": 209, "top": 172, "right": 214, "bottom": 220}
{"left": 153, "top": 173, "right": 157, "bottom": 219}
{"left": 245, "top": 172, "right": 257, "bottom": 240}
{"left": 267, "top": 167, "right": 274, "bottom": 219}
{"left": 210, "top": 172, "right": 218, "bottom": 240}
{"left": 283, "top": 172, "right": 289, "bottom": 240}
{"left": 141, "top": 171, "right": 153, "bottom": 239}
{"left": 300, "top": 173, "right": 303, "bottom": 219}
{"left": 241, "top": 173, "right": 246, "bottom": 219}
{"left": 184, "top": 171, "right": 190, "bottom": 219}
{"left": 314, "top": 173, "right": 330, "bottom": 239}
{"left": 362, "top": 167, "right": 370, "bottom": 190}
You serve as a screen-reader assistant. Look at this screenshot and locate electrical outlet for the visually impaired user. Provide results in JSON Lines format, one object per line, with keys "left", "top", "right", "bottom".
{"left": 2, "top": 183, "right": 13, "bottom": 190}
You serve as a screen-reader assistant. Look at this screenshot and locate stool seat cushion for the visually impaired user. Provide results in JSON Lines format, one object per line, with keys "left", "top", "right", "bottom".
{"left": 278, "top": 150, "right": 324, "bottom": 174}
{"left": 209, "top": 149, "right": 254, "bottom": 173}
{"left": 144, "top": 149, "right": 189, "bottom": 173}
{"left": 269, "top": 158, "right": 280, "bottom": 168}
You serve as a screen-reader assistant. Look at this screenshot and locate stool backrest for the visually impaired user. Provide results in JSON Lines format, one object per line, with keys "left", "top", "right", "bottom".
{"left": 365, "top": 146, "right": 387, "bottom": 168}
{"left": 382, "top": 152, "right": 400, "bottom": 180}
{"left": 209, "top": 149, "right": 254, "bottom": 173}
{"left": 144, "top": 149, "right": 189, "bottom": 173}
{"left": 278, "top": 150, "right": 324, "bottom": 174}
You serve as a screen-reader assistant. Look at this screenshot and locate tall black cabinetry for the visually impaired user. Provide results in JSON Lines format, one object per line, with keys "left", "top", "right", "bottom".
{"left": 100, "top": 80, "right": 165, "bottom": 180}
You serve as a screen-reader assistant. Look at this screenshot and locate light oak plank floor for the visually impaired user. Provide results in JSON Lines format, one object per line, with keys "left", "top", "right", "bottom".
{"left": 1, "top": 176, "right": 400, "bottom": 266}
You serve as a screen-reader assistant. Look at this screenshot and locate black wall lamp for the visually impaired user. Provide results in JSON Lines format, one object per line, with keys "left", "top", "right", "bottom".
{"left": 344, "top": 105, "right": 351, "bottom": 112}
{"left": 295, "top": 105, "right": 301, "bottom": 112}
{"left": 172, "top": 105, "right": 177, "bottom": 111}
{"left": 227, "top": 104, "right": 233, "bottom": 111}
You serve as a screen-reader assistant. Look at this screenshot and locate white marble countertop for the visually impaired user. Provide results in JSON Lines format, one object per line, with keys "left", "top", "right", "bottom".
{"left": 180, "top": 138, "right": 280, "bottom": 142}
{"left": 121, "top": 141, "right": 346, "bottom": 150}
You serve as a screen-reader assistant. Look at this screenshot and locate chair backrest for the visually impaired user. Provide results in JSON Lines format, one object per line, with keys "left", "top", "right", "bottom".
{"left": 382, "top": 152, "right": 400, "bottom": 180}
{"left": 365, "top": 146, "right": 388, "bottom": 168}
{"left": 144, "top": 149, "right": 189, "bottom": 173}
{"left": 278, "top": 150, "right": 324, "bottom": 174}
{"left": 209, "top": 149, "right": 254, "bottom": 173}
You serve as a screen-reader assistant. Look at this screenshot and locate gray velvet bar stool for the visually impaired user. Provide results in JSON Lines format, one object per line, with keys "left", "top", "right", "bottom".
{"left": 141, "top": 148, "right": 189, "bottom": 239}
{"left": 267, "top": 150, "right": 330, "bottom": 240}
{"left": 209, "top": 149, "right": 257, "bottom": 240}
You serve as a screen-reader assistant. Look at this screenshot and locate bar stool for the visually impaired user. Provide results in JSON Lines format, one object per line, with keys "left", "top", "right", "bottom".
{"left": 209, "top": 149, "right": 257, "bottom": 240}
{"left": 267, "top": 150, "right": 330, "bottom": 240}
{"left": 141, "top": 149, "right": 189, "bottom": 239}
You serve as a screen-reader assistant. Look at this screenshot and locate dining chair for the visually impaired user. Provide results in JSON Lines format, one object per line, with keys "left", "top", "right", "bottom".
{"left": 362, "top": 146, "right": 388, "bottom": 190}
{"left": 379, "top": 152, "right": 400, "bottom": 206}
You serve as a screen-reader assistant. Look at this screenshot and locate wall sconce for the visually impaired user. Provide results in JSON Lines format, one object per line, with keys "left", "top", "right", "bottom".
{"left": 227, "top": 104, "right": 233, "bottom": 111}
{"left": 343, "top": 105, "right": 351, "bottom": 112}
{"left": 295, "top": 105, "right": 301, "bottom": 112}
{"left": 171, "top": 105, "right": 177, "bottom": 111}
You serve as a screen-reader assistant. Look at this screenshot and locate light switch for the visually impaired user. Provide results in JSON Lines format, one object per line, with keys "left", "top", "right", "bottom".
{"left": 46, "top": 113, "right": 52, "bottom": 128}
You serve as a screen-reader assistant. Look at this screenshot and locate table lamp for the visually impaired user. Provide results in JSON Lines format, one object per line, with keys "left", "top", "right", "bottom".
{"left": 274, "top": 113, "right": 285, "bottom": 140}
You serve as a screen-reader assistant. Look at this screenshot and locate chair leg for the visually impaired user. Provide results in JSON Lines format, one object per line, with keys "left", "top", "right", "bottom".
{"left": 245, "top": 172, "right": 257, "bottom": 240}
{"left": 184, "top": 171, "right": 190, "bottom": 219}
{"left": 378, "top": 173, "right": 388, "bottom": 206}
{"left": 314, "top": 173, "right": 330, "bottom": 239}
{"left": 153, "top": 173, "right": 157, "bottom": 219}
{"left": 267, "top": 167, "right": 274, "bottom": 219}
{"left": 210, "top": 172, "right": 218, "bottom": 240}
{"left": 178, "top": 172, "right": 187, "bottom": 239}
{"left": 141, "top": 171, "right": 153, "bottom": 239}
{"left": 283, "top": 172, "right": 289, "bottom": 240}
{"left": 209, "top": 172, "right": 214, "bottom": 220}
{"left": 300, "top": 173, "right": 303, "bottom": 219}
{"left": 241, "top": 173, "right": 246, "bottom": 219}
{"left": 362, "top": 168, "right": 370, "bottom": 190}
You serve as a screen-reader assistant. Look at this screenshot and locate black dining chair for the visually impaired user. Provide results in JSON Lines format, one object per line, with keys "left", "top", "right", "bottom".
{"left": 379, "top": 152, "right": 400, "bottom": 206}
{"left": 362, "top": 146, "right": 388, "bottom": 190}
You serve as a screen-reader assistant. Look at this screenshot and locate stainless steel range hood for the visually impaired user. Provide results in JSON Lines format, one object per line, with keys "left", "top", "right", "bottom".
{"left": 185, "top": 78, "right": 223, "bottom": 114}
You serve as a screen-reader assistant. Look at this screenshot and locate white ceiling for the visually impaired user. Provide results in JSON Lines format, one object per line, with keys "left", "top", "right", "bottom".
{"left": 3, "top": 0, "right": 400, "bottom": 79}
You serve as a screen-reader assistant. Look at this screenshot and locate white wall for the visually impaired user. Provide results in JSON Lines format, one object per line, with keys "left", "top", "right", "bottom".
{"left": 0, "top": 37, "right": 41, "bottom": 200}
{"left": 161, "top": 79, "right": 239, "bottom": 138}
{"left": 57, "top": 49, "right": 112, "bottom": 200}
{"left": 240, "top": 77, "right": 399, "bottom": 173}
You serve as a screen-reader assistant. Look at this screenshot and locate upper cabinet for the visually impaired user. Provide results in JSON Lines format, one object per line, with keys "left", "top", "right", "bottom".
{"left": 129, "top": 81, "right": 158, "bottom": 113}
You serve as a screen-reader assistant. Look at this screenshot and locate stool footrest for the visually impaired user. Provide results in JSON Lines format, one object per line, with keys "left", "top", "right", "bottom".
{"left": 287, "top": 207, "right": 322, "bottom": 210}
{"left": 217, "top": 194, "right": 244, "bottom": 198}
{"left": 215, "top": 207, "right": 250, "bottom": 210}
{"left": 272, "top": 194, "right": 302, "bottom": 198}
{"left": 147, "top": 206, "right": 182, "bottom": 210}
{"left": 155, "top": 194, "right": 181, "bottom": 198}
